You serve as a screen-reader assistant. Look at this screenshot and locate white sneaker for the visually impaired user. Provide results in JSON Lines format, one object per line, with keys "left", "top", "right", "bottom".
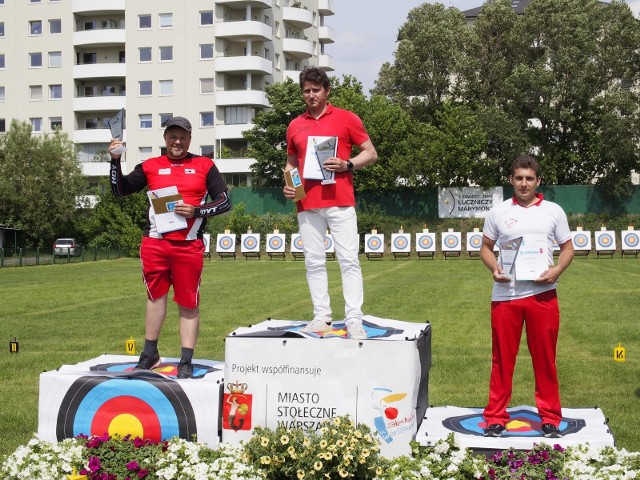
{"left": 300, "top": 318, "right": 333, "bottom": 334}
{"left": 345, "top": 318, "right": 367, "bottom": 339}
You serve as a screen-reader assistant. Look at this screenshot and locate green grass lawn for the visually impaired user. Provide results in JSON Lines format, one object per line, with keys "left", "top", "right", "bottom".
{"left": 0, "top": 255, "right": 638, "bottom": 458}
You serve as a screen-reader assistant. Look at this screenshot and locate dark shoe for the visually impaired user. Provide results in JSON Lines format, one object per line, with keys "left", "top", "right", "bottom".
{"left": 135, "top": 352, "right": 161, "bottom": 370}
{"left": 483, "top": 424, "right": 506, "bottom": 437}
{"left": 542, "top": 423, "right": 563, "bottom": 438}
{"left": 177, "top": 360, "right": 193, "bottom": 379}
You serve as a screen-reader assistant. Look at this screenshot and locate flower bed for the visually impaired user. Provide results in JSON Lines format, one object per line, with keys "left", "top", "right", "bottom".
{"left": 1, "top": 416, "right": 639, "bottom": 479}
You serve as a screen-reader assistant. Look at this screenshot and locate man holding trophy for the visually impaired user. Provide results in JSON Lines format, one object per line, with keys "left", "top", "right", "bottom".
{"left": 479, "top": 155, "right": 574, "bottom": 439}
{"left": 283, "top": 66, "right": 377, "bottom": 339}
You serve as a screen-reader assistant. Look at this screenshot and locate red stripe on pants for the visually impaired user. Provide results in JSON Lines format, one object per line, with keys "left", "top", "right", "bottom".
{"left": 483, "top": 289, "right": 562, "bottom": 427}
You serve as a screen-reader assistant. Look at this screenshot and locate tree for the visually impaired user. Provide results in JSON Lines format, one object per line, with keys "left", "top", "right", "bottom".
{"left": 0, "top": 120, "right": 86, "bottom": 246}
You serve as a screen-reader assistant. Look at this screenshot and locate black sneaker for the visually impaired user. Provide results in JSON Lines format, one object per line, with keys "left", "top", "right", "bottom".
{"left": 483, "top": 424, "right": 506, "bottom": 437}
{"left": 541, "top": 423, "right": 563, "bottom": 438}
{"left": 135, "top": 352, "right": 161, "bottom": 370}
{"left": 177, "top": 360, "right": 193, "bottom": 379}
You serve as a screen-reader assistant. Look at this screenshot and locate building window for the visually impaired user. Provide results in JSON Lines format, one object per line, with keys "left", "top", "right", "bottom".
{"left": 49, "top": 84, "right": 62, "bottom": 99}
{"left": 0, "top": 23, "right": 4, "bottom": 37}
{"left": 29, "top": 85, "right": 43, "bottom": 100}
{"left": 31, "top": 117, "right": 43, "bottom": 132}
{"left": 138, "top": 14, "right": 151, "bottom": 29}
{"left": 200, "top": 78, "right": 214, "bottom": 94}
{"left": 200, "top": 44, "right": 214, "bottom": 60}
{"left": 48, "top": 51, "right": 61, "bottom": 68}
{"left": 0, "top": 54, "right": 5, "bottom": 69}
{"left": 200, "top": 11, "right": 213, "bottom": 26}
{"left": 139, "top": 81, "right": 152, "bottom": 96}
{"left": 0, "top": 119, "right": 5, "bottom": 133}
{"left": 159, "top": 46, "right": 173, "bottom": 62}
{"left": 139, "top": 47, "right": 151, "bottom": 62}
{"left": 159, "top": 13, "right": 172, "bottom": 28}
{"left": 119, "top": 51, "right": 125, "bottom": 63}
{"left": 29, "top": 52, "right": 43, "bottom": 67}
{"left": 160, "top": 113, "right": 173, "bottom": 127}
{"left": 50, "top": 117, "right": 62, "bottom": 130}
{"left": 139, "top": 114, "right": 152, "bottom": 129}
{"left": 159, "top": 80, "right": 173, "bottom": 96}
{"left": 29, "top": 0, "right": 42, "bottom": 3}
{"left": 0, "top": 86, "right": 5, "bottom": 102}
{"left": 49, "top": 19, "right": 61, "bottom": 34}
{"left": 101, "top": 85, "right": 117, "bottom": 96}
{"left": 82, "top": 52, "right": 97, "bottom": 64}
{"left": 139, "top": 146, "right": 153, "bottom": 161}
{"left": 201, "top": 145, "right": 214, "bottom": 159}
{"left": 29, "top": 20, "right": 42, "bottom": 35}
{"left": 201, "top": 111, "right": 214, "bottom": 127}
{"left": 225, "top": 106, "right": 249, "bottom": 124}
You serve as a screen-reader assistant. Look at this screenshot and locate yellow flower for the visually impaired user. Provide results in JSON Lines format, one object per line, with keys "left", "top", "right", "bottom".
{"left": 333, "top": 417, "right": 342, "bottom": 426}
{"left": 376, "top": 466, "right": 383, "bottom": 476}
{"left": 364, "top": 434, "right": 372, "bottom": 442}
{"left": 338, "top": 467, "right": 349, "bottom": 478}
{"left": 324, "top": 452, "right": 333, "bottom": 461}
{"left": 361, "top": 448, "right": 370, "bottom": 458}
{"left": 260, "top": 437, "right": 269, "bottom": 447}
{"left": 287, "top": 446, "right": 297, "bottom": 458}
{"left": 319, "top": 440, "right": 328, "bottom": 449}
{"left": 297, "top": 469, "right": 305, "bottom": 479}
{"left": 336, "top": 439, "right": 346, "bottom": 448}
{"left": 260, "top": 455, "right": 271, "bottom": 465}
{"left": 303, "top": 437, "right": 311, "bottom": 447}
{"left": 314, "top": 461, "right": 323, "bottom": 471}
{"left": 280, "top": 434, "right": 290, "bottom": 445}
{"left": 354, "top": 430, "right": 363, "bottom": 439}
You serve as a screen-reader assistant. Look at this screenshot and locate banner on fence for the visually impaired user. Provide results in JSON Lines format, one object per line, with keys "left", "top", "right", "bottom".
{"left": 438, "top": 187, "right": 503, "bottom": 218}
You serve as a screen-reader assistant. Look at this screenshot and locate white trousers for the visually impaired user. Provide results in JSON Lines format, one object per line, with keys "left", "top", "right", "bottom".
{"left": 298, "top": 206, "right": 364, "bottom": 322}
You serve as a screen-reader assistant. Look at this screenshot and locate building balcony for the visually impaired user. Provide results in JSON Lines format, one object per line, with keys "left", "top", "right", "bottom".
{"left": 73, "top": 29, "right": 125, "bottom": 47}
{"left": 73, "top": 95, "right": 126, "bottom": 112}
{"left": 318, "top": 25, "right": 335, "bottom": 43}
{"left": 74, "top": 63, "right": 126, "bottom": 80}
{"left": 72, "top": 0, "right": 125, "bottom": 14}
{"left": 216, "top": 123, "right": 253, "bottom": 140}
{"left": 214, "top": 157, "right": 255, "bottom": 174}
{"left": 282, "top": 38, "right": 313, "bottom": 59}
{"left": 215, "top": 20, "right": 272, "bottom": 41}
{"left": 216, "top": 89, "right": 269, "bottom": 107}
{"left": 318, "top": 0, "right": 335, "bottom": 16}
{"left": 215, "top": 0, "right": 272, "bottom": 8}
{"left": 282, "top": 7, "right": 313, "bottom": 29}
{"left": 319, "top": 54, "right": 335, "bottom": 71}
{"left": 215, "top": 55, "right": 272, "bottom": 74}
{"left": 81, "top": 162, "right": 111, "bottom": 177}
{"left": 283, "top": 70, "right": 300, "bottom": 82}
{"left": 74, "top": 128, "right": 116, "bottom": 144}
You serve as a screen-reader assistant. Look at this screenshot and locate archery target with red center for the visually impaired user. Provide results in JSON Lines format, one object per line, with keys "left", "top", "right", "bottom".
{"left": 596, "top": 232, "right": 614, "bottom": 248}
{"left": 90, "top": 361, "right": 217, "bottom": 379}
{"left": 324, "top": 236, "right": 334, "bottom": 251}
{"left": 443, "top": 233, "right": 460, "bottom": 250}
{"left": 217, "top": 235, "right": 234, "bottom": 251}
{"left": 417, "top": 234, "right": 434, "bottom": 250}
{"left": 56, "top": 376, "right": 197, "bottom": 442}
{"left": 467, "top": 233, "right": 483, "bottom": 250}
{"left": 572, "top": 232, "right": 590, "bottom": 249}
{"left": 242, "top": 235, "right": 259, "bottom": 251}
{"left": 392, "top": 235, "right": 409, "bottom": 252}
{"left": 267, "top": 235, "right": 284, "bottom": 251}
{"left": 293, "top": 235, "right": 304, "bottom": 251}
{"left": 366, "top": 235, "right": 383, "bottom": 252}
{"left": 622, "top": 231, "right": 639, "bottom": 248}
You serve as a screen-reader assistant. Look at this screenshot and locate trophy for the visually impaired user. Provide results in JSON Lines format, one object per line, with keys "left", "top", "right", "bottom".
{"left": 108, "top": 109, "right": 127, "bottom": 154}
{"left": 314, "top": 137, "right": 337, "bottom": 185}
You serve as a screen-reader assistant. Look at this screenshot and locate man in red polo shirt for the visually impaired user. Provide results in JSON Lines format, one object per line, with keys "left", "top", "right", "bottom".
{"left": 283, "top": 67, "right": 377, "bottom": 339}
{"left": 109, "top": 116, "right": 230, "bottom": 378}
{"left": 480, "top": 155, "right": 574, "bottom": 438}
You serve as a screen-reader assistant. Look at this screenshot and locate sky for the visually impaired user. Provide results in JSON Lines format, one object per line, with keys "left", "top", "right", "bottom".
{"left": 328, "top": 0, "right": 640, "bottom": 95}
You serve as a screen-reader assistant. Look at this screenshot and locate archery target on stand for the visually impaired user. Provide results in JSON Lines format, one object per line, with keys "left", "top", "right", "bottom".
{"left": 621, "top": 230, "right": 639, "bottom": 250}
{"left": 216, "top": 233, "right": 236, "bottom": 253}
{"left": 466, "top": 231, "right": 483, "bottom": 252}
{"left": 55, "top": 375, "right": 196, "bottom": 442}
{"left": 290, "top": 233, "right": 304, "bottom": 253}
{"left": 324, "top": 233, "right": 335, "bottom": 253}
{"left": 266, "top": 233, "right": 285, "bottom": 253}
{"left": 571, "top": 231, "right": 592, "bottom": 251}
{"left": 441, "top": 231, "right": 461, "bottom": 252}
{"left": 365, "top": 233, "right": 385, "bottom": 254}
{"left": 391, "top": 233, "right": 411, "bottom": 253}
{"left": 202, "top": 233, "right": 211, "bottom": 254}
{"left": 415, "top": 232, "right": 435, "bottom": 252}
{"left": 595, "top": 230, "right": 616, "bottom": 251}
{"left": 241, "top": 233, "right": 261, "bottom": 254}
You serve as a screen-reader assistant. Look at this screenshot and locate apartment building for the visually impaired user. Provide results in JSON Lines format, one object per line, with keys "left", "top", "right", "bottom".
{"left": 0, "top": 0, "right": 335, "bottom": 188}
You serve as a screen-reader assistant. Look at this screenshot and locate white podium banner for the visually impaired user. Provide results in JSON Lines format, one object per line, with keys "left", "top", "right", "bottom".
{"left": 222, "top": 316, "right": 431, "bottom": 458}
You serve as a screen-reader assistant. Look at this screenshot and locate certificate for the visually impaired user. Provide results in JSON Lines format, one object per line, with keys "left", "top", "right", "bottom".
{"left": 302, "top": 136, "right": 337, "bottom": 185}
{"left": 147, "top": 186, "right": 187, "bottom": 234}
{"left": 498, "top": 237, "right": 522, "bottom": 280}
{"left": 515, "top": 234, "right": 549, "bottom": 280}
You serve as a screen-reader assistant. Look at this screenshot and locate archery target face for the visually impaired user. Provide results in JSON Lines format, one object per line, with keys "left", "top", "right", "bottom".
{"left": 267, "top": 234, "right": 284, "bottom": 252}
{"left": 442, "top": 233, "right": 460, "bottom": 250}
{"left": 242, "top": 234, "right": 259, "bottom": 252}
{"left": 596, "top": 232, "right": 614, "bottom": 249}
{"left": 572, "top": 232, "right": 590, "bottom": 249}
{"left": 292, "top": 234, "right": 304, "bottom": 252}
{"left": 622, "top": 231, "right": 639, "bottom": 249}
{"left": 392, "top": 234, "right": 410, "bottom": 252}
{"left": 366, "top": 234, "right": 384, "bottom": 252}
{"left": 416, "top": 234, "right": 435, "bottom": 251}
{"left": 217, "top": 234, "right": 235, "bottom": 251}
{"left": 324, "top": 235, "right": 334, "bottom": 252}
{"left": 56, "top": 375, "right": 197, "bottom": 442}
{"left": 467, "top": 233, "right": 483, "bottom": 251}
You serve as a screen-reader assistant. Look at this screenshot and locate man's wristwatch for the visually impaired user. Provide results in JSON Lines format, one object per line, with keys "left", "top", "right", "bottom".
{"left": 346, "top": 160, "right": 354, "bottom": 171}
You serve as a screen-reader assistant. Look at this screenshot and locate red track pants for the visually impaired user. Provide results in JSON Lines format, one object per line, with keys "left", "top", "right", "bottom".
{"left": 483, "top": 289, "right": 562, "bottom": 427}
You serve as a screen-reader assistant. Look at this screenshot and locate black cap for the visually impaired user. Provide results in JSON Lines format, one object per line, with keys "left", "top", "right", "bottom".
{"left": 164, "top": 116, "right": 192, "bottom": 132}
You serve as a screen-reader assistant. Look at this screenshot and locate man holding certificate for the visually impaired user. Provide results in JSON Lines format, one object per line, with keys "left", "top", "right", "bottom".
{"left": 479, "top": 155, "right": 574, "bottom": 439}
{"left": 283, "top": 67, "right": 378, "bottom": 339}
{"left": 109, "top": 116, "right": 230, "bottom": 378}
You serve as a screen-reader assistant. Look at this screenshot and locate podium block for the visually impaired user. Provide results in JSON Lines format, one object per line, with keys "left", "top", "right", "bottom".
{"left": 38, "top": 355, "right": 224, "bottom": 447}
{"left": 222, "top": 317, "right": 431, "bottom": 458}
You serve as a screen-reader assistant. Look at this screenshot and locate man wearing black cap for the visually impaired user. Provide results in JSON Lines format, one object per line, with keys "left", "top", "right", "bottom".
{"left": 109, "top": 116, "right": 230, "bottom": 378}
